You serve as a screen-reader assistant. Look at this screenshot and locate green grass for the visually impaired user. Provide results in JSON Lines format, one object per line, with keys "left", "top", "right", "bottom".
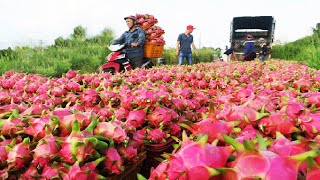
{"left": 0, "top": 25, "right": 218, "bottom": 77}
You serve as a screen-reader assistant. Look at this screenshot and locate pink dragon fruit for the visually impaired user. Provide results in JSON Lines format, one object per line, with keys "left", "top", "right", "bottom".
{"left": 65, "top": 81, "right": 81, "bottom": 92}
{"left": 23, "top": 115, "right": 57, "bottom": 140}
{"left": 269, "top": 132, "right": 307, "bottom": 157}
{"left": 225, "top": 105, "right": 269, "bottom": 129}
{"left": 133, "top": 128, "right": 147, "bottom": 146}
{"left": 0, "top": 109, "right": 26, "bottom": 137}
{"left": 115, "top": 107, "right": 129, "bottom": 121}
{"left": 246, "top": 95, "right": 277, "bottom": 113}
{"left": 103, "top": 146, "right": 124, "bottom": 175}
{"left": 235, "top": 125, "right": 263, "bottom": 143}
{"left": 0, "top": 138, "right": 17, "bottom": 168}
{"left": 65, "top": 70, "right": 78, "bottom": 79}
{"left": 147, "top": 107, "right": 178, "bottom": 127}
{"left": 21, "top": 103, "right": 50, "bottom": 116}
{"left": 258, "top": 110, "right": 300, "bottom": 137}
{"left": 149, "top": 132, "right": 231, "bottom": 180}
{"left": 146, "top": 128, "right": 168, "bottom": 143}
{"left": 300, "top": 112, "right": 320, "bottom": 138}
{"left": 125, "top": 109, "right": 147, "bottom": 128}
{"left": 222, "top": 134, "right": 320, "bottom": 180}
{"left": 93, "top": 121, "right": 128, "bottom": 143}
{"left": 41, "top": 162, "right": 61, "bottom": 179}
{"left": 118, "top": 145, "right": 138, "bottom": 163}
{"left": 67, "top": 161, "right": 90, "bottom": 180}
{"left": 180, "top": 119, "right": 234, "bottom": 143}
{"left": 306, "top": 157, "right": 320, "bottom": 180}
{"left": 32, "top": 130, "right": 60, "bottom": 167}
{"left": 305, "top": 92, "right": 320, "bottom": 108}
{"left": 20, "top": 165, "right": 40, "bottom": 180}
{"left": 59, "top": 120, "right": 86, "bottom": 164}
{"left": 7, "top": 138, "right": 32, "bottom": 170}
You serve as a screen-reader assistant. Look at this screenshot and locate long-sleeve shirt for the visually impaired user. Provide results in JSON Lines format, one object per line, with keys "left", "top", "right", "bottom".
{"left": 112, "top": 27, "right": 146, "bottom": 59}
{"left": 243, "top": 41, "right": 256, "bottom": 57}
{"left": 259, "top": 43, "right": 269, "bottom": 55}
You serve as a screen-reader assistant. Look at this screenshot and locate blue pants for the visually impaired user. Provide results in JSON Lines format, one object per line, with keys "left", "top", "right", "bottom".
{"left": 178, "top": 52, "right": 192, "bottom": 65}
{"left": 259, "top": 55, "right": 266, "bottom": 61}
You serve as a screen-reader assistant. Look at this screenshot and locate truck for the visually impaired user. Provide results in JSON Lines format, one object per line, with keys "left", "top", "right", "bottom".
{"left": 229, "top": 16, "right": 276, "bottom": 59}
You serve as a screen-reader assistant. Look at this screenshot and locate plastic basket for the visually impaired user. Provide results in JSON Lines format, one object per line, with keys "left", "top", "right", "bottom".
{"left": 144, "top": 42, "right": 164, "bottom": 58}
{"left": 110, "top": 151, "right": 146, "bottom": 180}
{"left": 140, "top": 134, "right": 181, "bottom": 177}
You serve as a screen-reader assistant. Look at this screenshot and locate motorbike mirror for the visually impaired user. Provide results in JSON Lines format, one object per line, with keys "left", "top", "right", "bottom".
{"left": 108, "top": 44, "right": 125, "bottom": 51}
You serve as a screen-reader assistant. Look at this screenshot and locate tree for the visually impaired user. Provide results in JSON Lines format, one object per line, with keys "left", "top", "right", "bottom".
{"left": 312, "top": 23, "right": 320, "bottom": 37}
{"left": 71, "top": 25, "right": 87, "bottom": 40}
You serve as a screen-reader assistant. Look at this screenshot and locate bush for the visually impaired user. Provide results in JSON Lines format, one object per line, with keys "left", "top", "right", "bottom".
{"left": 272, "top": 34, "right": 320, "bottom": 69}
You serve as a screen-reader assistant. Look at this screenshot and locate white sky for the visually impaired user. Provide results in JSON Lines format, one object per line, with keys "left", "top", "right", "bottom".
{"left": 0, "top": 0, "right": 319, "bottom": 49}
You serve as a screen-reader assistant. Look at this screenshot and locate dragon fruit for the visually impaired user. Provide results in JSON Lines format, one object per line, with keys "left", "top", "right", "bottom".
{"left": 41, "top": 162, "right": 61, "bottom": 179}
{"left": 0, "top": 109, "right": 26, "bottom": 137}
{"left": 125, "top": 109, "right": 147, "bottom": 128}
{"left": 146, "top": 128, "right": 168, "bottom": 143}
{"left": 20, "top": 165, "right": 40, "bottom": 180}
{"left": 300, "top": 112, "right": 320, "bottom": 138}
{"left": 306, "top": 157, "right": 320, "bottom": 180}
{"left": 32, "top": 129, "right": 60, "bottom": 167}
{"left": 118, "top": 145, "right": 138, "bottom": 163}
{"left": 180, "top": 119, "right": 234, "bottom": 143}
{"left": 225, "top": 105, "right": 269, "bottom": 128}
{"left": 67, "top": 161, "right": 90, "bottom": 180}
{"left": 222, "top": 134, "right": 320, "bottom": 180}
{"left": 22, "top": 115, "right": 57, "bottom": 140}
{"left": 147, "top": 107, "right": 178, "bottom": 127}
{"left": 0, "top": 138, "right": 16, "bottom": 168}
{"left": 259, "top": 110, "right": 300, "bottom": 137}
{"left": 148, "top": 132, "right": 231, "bottom": 180}
{"left": 7, "top": 138, "right": 32, "bottom": 170}
{"left": 93, "top": 121, "right": 128, "bottom": 143}
{"left": 59, "top": 120, "right": 87, "bottom": 164}
{"left": 103, "top": 145, "right": 124, "bottom": 175}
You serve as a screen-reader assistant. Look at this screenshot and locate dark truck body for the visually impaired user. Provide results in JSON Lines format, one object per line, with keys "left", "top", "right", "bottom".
{"left": 230, "top": 16, "right": 276, "bottom": 59}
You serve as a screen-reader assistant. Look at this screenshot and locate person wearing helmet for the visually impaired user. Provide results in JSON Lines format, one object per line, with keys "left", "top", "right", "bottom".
{"left": 112, "top": 15, "right": 146, "bottom": 69}
{"left": 242, "top": 34, "right": 256, "bottom": 61}
{"left": 258, "top": 38, "right": 268, "bottom": 61}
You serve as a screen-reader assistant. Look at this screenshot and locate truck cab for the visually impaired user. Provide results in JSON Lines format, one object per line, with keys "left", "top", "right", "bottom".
{"left": 230, "top": 16, "right": 276, "bottom": 60}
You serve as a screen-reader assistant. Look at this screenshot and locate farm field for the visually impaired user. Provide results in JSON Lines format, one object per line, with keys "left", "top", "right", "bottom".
{"left": 1, "top": 60, "right": 320, "bottom": 179}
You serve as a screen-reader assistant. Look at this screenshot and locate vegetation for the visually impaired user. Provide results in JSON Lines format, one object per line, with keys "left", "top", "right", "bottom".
{"left": 0, "top": 26, "right": 114, "bottom": 77}
{"left": 0, "top": 25, "right": 218, "bottom": 77}
{"left": 271, "top": 23, "right": 320, "bottom": 69}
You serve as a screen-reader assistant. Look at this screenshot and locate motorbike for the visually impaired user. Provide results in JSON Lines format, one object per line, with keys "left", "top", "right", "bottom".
{"left": 100, "top": 44, "right": 153, "bottom": 74}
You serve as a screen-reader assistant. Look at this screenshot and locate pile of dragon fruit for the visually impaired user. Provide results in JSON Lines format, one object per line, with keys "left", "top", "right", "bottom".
{"left": 1, "top": 60, "right": 320, "bottom": 179}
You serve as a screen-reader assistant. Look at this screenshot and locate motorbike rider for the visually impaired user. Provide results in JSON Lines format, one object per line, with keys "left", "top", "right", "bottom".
{"left": 112, "top": 15, "right": 146, "bottom": 69}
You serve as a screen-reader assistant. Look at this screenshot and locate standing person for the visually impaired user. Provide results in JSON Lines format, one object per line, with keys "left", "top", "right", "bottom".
{"left": 112, "top": 15, "right": 146, "bottom": 69}
{"left": 222, "top": 44, "right": 239, "bottom": 62}
{"left": 243, "top": 34, "right": 256, "bottom": 61}
{"left": 176, "top": 25, "right": 198, "bottom": 65}
{"left": 258, "top": 38, "right": 269, "bottom": 61}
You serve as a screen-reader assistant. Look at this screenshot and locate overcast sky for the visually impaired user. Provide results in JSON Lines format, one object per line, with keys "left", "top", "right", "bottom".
{"left": 0, "top": 0, "right": 319, "bottom": 49}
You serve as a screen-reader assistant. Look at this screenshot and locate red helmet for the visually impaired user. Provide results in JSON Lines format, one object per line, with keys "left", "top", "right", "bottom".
{"left": 124, "top": 15, "right": 136, "bottom": 21}
{"left": 245, "top": 34, "right": 254, "bottom": 40}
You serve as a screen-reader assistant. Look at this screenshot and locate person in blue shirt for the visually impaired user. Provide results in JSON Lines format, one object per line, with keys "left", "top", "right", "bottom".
{"left": 176, "top": 25, "right": 198, "bottom": 65}
{"left": 243, "top": 34, "right": 256, "bottom": 61}
{"left": 112, "top": 15, "right": 146, "bottom": 69}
